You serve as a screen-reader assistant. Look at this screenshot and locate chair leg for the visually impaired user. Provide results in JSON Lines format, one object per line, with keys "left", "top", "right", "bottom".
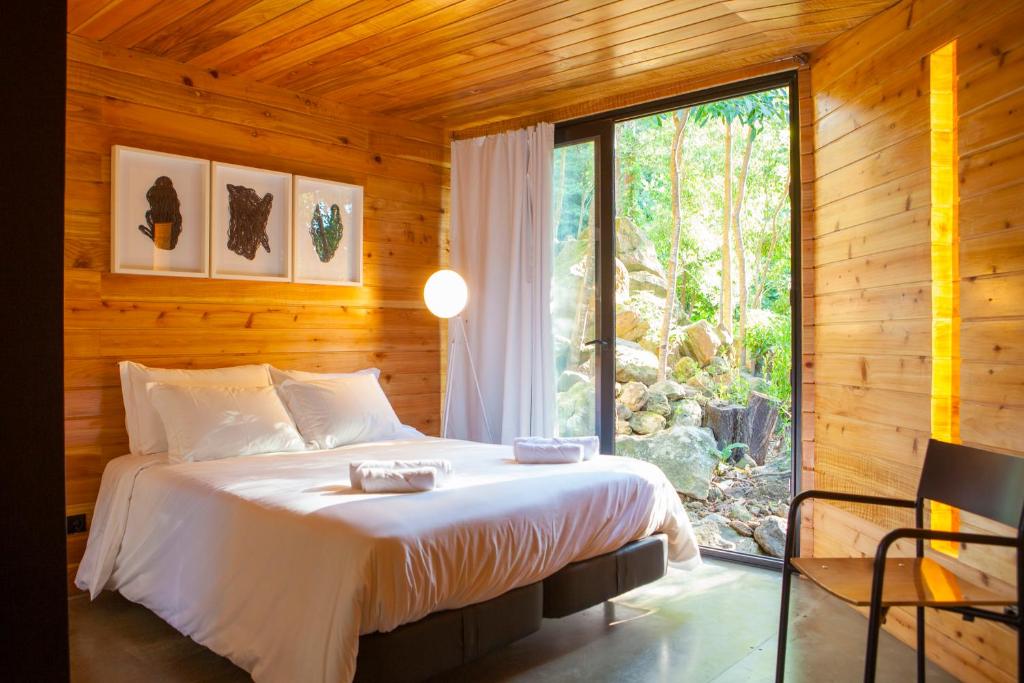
{"left": 864, "top": 599, "right": 883, "bottom": 683}
{"left": 775, "top": 563, "right": 794, "bottom": 683}
{"left": 916, "top": 606, "right": 925, "bottom": 683}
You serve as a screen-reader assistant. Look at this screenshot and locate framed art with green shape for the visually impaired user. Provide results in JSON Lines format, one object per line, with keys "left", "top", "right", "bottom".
{"left": 291, "top": 175, "right": 363, "bottom": 286}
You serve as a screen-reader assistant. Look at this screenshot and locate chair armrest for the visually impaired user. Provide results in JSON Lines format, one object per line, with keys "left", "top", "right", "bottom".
{"left": 784, "top": 490, "right": 917, "bottom": 561}
{"left": 875, "top": 527, "right": 1017, "bottom": 561}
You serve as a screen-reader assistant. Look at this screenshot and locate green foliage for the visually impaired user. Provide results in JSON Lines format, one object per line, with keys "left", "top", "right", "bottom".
{"left": 718, "top": 442, "right": 748, "bottom": 463}
{"left": 746, "top": 311, "right": 793, "bottom": 414}
{"left": 714, "top": 372, "right": 752, "bottom": 406}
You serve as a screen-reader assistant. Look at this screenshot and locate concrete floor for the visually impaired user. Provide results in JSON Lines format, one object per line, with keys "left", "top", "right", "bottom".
{"left": 69, "top": 559, "right": 956, "bottom": 682}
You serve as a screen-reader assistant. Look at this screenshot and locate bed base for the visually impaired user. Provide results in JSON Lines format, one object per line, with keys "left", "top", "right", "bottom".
{"left": 353, "top": 534, "right": 668, "bottom": 683}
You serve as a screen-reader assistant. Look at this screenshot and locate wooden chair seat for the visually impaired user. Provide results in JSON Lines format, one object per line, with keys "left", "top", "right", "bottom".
{"left": 791, "top": 556, "right": 1016, "bottom": 608}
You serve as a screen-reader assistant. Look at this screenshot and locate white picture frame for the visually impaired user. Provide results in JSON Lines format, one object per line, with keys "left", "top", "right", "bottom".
{"left": 111, "top": 146, "right": 210, "bottom": 278}
{"left": 211, "top": 162, "right": 292, "bottom": 282}
{"left": 291, "top": 176, "right": 363, "bottom": 286}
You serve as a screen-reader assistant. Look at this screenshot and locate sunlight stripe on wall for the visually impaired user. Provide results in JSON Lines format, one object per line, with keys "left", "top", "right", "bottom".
{"left": 929, "top": 41, "right": 960, "bottom": 558}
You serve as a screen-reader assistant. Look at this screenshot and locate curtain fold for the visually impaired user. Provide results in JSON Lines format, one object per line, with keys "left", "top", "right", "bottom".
{"left": 447, "top": 123, "right": 555, "bottom": 443}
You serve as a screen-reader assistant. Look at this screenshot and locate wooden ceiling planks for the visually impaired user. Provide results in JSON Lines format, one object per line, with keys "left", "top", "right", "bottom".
{"left": 68, "top": 0, "right": 897, "bottom": 132}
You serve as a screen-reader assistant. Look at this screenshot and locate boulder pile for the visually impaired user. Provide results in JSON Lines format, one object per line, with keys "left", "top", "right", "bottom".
{"left": 554, "top": 218, "right": 790, "bottom": 557}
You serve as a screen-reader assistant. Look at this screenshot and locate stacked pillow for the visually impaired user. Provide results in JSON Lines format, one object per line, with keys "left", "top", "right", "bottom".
{"left": 119, "top": 361, "right": 419, "bottom": 462}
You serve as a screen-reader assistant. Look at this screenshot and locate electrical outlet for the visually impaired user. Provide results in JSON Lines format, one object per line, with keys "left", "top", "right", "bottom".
{"left": 67, "top": 514, "right": 87, "bottom": 535}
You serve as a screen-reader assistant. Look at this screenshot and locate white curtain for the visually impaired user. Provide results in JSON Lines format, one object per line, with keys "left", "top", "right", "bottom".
{"left": 446, "top": 123, "right": 555, "bottom": 444}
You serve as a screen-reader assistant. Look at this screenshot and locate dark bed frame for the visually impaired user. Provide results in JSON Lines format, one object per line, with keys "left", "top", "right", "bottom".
{"left": 353, "top": 534, "right": 669, "bottom": 682}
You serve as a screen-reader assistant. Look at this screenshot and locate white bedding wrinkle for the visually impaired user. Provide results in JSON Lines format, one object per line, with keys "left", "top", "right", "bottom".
{"left": 77, "top": 438, "right": 700, "bottom": 683}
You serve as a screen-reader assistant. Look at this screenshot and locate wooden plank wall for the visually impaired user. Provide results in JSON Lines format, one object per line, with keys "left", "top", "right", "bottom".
{"left": 64, "top": 35, "right": 449, "bottom": 592}
{"left": 808, "top": 0, "right": 1024, "bottom": 680}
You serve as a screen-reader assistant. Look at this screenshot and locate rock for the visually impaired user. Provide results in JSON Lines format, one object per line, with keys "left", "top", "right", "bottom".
{"left": 704, "top": 400, "right": 745, "bottom": 449}
{"left": 645, "top": 391, "right": 671, "bottom": 418}
{"left": 730, "top": 520, "right": 754, "bottom": 537}
{"left": 706, "top": 355, "right": 731, "bottom": 376}
{"left": 615, "top": 402, "right": 633, "bottom": 421}
{"left": 734, "top": 453, "right": 758, "bottom": 469}
{"left": 616, "top": 426, "right": 719, "bottom": 499}
{"left": 679, "top": 320, "right": 722, "bottom": 367}
{"left": 673, "top": 356, "right": 700, "bottom": 382}
{"left": 616, "top": 309, "right": 650, "bottom": 342}
{"left": 619, "top": 381, "right": 648, "bottom": 412}
{"left": 692, "top": 519, "right": 735, "bottom": 551}
{"left": 628, "top": 270, "right": 667, "bottom": 298}
{"left": 614, "top": 257, "right": 630, "bottom": 303}
{"left": 614, "top": 382, "right": 622, "bottom": 397}
{"left": 616, "top": 217, "right": 666, "bottom": 279}
{"left": 649, "top": 379, "right": 686, "bottom": 400}
{"left": 720, "top": 501, "right": 753, "bottom": 522}
{"left": 670, "top": 399, "right": 702, "bottom": 427}
{"left": 628, "top": 411, "right": 666, "bottom": 435}
{"left": 557, "top": 370, "right": 588, "bottom": 392}
{"left": 693, "top": 514, "right": 761, "bottom": 554}
{"left": 556, "top": 379, "right": 595, "bottom": 437}
{"left": 753, "top": 515, "right": 788, "bottom": 558}
{"left": 741, "top": 391, "right": 780, "bottom": 466}
{"left": 615, "top": 339, "right": 659, "bottom": 385}
{"left": 615, "top": 418, "right": 632, "bottom": 435}
{"left": 686, "top": 371, "right": 716, "bottom": 397}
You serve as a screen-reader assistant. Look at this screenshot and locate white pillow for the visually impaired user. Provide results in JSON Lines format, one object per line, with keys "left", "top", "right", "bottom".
{"left": 119, "top": 362, "right": 272, "bottom": 455}
{"left": 147, "top": 383, "right": 306, "bottom": 462}
{"left": 267, "top": 365, "right": 380, "bottom": 385}
{"left": 276, "top": 375, "right": 404, "bottom": 449}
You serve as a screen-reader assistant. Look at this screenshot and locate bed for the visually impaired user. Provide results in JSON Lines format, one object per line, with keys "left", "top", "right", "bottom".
{"left": 77, "top": 436, "right": 700, "bottom": 682}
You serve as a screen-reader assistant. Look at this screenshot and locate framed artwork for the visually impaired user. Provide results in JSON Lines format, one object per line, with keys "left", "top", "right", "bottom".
{"left": 111, "top": 146, "right": 210, "bottom": 277}
{"left": 292, "top": 176, "right": 363, "bottom": 286}
{"left": 211, "top": 162, "right": 292, "bottom": 282}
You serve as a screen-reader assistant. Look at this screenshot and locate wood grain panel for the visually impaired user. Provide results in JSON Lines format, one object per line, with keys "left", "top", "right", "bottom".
{"left": 66, "top": 1, "right": 893, "bottom": 132}
{"left": 808, "top": 0, "right": 1024, "bottom": 679}
{"left": 64, "top": 35, "right": 446, "bottom": 593}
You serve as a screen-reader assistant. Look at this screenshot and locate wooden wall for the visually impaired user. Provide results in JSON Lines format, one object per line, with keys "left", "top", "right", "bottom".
{"left": 64, "top": 35, "right": 449, "bottom": 591}
{"left": 808, "top": 0, "right": 1024, "bottom": 680}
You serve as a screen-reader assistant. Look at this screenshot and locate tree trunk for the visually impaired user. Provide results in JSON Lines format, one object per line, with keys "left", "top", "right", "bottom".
{"left": 720, "top": 119, "right": 733, "bottom": 339}
{"left": 656, "top": 108, "right": 690, "bottom": 382}
{"left": 752, "top": 183, "right": 789, "bottom": 308}
{"left": 732, "top": 125, "right": 754, "bottom": 369}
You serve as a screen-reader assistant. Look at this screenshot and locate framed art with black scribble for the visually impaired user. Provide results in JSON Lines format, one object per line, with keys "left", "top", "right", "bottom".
{"left": 292, "top": 176, "right": 363, "bottom": 286}
{"left": 210, "top": 162, "right": 292, "bottom": 282}
{"left": 111, "top": 146, "right": 210, "bottom": 278}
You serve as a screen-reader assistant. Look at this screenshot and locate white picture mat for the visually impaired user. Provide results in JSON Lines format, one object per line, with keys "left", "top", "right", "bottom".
{"left": 111, "top": 146, "right": 210, "bottom": 277}
{"left": 292, "top": 176, "right": 363, "bottom": 286}
{"left": 211, "top": 162, "right": 292, "bottom": 281}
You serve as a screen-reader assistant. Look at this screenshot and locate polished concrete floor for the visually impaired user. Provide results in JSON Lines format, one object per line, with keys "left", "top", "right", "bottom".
{"left": 70, "top": 559, "right": 956, "bottom": 682}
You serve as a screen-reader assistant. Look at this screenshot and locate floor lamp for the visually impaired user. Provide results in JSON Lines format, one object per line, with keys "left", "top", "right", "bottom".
{"left": 424, "top": 269, "right": 494, "bottom": 442}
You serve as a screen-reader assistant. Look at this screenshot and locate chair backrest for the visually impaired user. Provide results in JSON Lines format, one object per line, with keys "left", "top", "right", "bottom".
{"left": 918, "top": 439, "right": 1024, "bottom": 530}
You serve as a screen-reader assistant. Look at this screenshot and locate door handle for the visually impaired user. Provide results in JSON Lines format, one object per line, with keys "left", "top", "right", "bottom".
{"left": 584, "top": 339, "right": 608, "bottom": 347}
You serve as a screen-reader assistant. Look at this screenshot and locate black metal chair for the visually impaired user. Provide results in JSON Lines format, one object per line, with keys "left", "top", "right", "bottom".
{"left": 775, "top": 439, "right": 1024, "bottom": 682}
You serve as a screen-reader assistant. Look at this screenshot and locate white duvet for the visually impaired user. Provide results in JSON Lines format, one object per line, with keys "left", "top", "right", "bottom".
{"left": 77, "top": 437, "right": 700, "bottom": 682}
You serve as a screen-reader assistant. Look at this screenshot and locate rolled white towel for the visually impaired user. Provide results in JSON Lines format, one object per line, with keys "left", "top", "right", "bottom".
{"left": 349, "top": 459, "right": 452, "bottom": 489}
{"left": 512, "top": 436, "right": 600, "bottom": 461}
{"left": 359, "top": 466, "right": 436, "bottom": 493}
{"left": 512, "top": 439, "right": 584, "bottom": 464}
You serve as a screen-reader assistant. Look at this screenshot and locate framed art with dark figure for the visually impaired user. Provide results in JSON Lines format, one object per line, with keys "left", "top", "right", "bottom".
{"left": 111, "top": 146, "right": 209, "bottom": 277}
{"left": 210, "top": 161, "right": 292, "bottom": 282}
{"left": 292, "top": 175, "right": 363, "bottom": 286}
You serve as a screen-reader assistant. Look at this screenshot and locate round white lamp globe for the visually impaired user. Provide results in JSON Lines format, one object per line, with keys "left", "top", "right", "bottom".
{"left": 423, "top": 269, "right": 468, "bottom": 319}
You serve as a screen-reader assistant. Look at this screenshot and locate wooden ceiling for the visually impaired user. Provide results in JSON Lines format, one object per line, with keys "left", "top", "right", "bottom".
{"left": 69, "top": 0, "right": 896, "bottom": 132}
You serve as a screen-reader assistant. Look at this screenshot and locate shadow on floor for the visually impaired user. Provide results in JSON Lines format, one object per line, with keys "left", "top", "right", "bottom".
{"left": 70, "top": 559, "right": 955, "bottom": 682}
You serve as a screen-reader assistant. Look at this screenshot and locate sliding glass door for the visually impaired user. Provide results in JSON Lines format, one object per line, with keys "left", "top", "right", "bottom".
{"left": 552, "top": 74, "right": 801, "bottom": 563}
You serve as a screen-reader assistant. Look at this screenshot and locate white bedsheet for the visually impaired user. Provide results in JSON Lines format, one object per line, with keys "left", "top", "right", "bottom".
{"left": 77, "top": 438, "right": 700, "bottom": 682}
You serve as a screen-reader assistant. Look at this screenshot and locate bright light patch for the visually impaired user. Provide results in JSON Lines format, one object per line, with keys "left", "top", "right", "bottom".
{"left": 929, "top": 41, "right": 960, "bottom": 558}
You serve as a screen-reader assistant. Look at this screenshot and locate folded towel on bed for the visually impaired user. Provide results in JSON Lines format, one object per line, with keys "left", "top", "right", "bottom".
{"left": 512, "top": 436, "right": 600, "bottom": 462}
{"left": 359, "top": 466, "right": 437, "bottom": 493}
{"left": 512, "top": 439, "right": 584, "bottom": 464}
{"left": 349, "top": 459, "right": 452, "bottom": 489}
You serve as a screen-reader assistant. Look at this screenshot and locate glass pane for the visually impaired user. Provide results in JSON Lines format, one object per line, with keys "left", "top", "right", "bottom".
{"left": 612, "top": 88, "right": 793, "bottom": 557}
{"left": 552, "top": 140, "right": 597, "bottom": 437}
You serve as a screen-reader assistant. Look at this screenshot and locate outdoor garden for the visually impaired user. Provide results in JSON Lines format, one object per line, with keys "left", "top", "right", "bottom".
{"left": 553, "top": 88, "right": 794, "bottom": 556}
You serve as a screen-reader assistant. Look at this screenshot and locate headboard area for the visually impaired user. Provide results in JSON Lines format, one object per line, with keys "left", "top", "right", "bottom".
{"left": 64, "top": 35, "right": 448, "bottom": 591}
